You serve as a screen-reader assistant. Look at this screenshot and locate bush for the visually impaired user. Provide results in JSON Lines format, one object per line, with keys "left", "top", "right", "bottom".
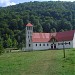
{"left": 0, "top": 44, "right": 4, "bottom": 55}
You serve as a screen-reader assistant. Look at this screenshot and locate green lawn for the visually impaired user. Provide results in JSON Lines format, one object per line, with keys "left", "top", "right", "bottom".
{"left": 0, "top": 49, "right": 75, "bottom": 75}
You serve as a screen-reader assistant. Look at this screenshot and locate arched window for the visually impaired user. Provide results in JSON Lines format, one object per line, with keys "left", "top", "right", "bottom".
{"left": 29, "top": 44, "right": 31, "bottom": 47}
{"left": 28, "top": 32, "right": 29, "bottom": 34}
{"left": 47, "top": 44, "right": 49, "bottom": 46}
{"left": 36, "top": 44, "right": 37, "bottom": 46}
{"left": 43, "top": 44, "right": 45, "bottom": 46}
{"left": 29, "top": 40, "right": 30, "bottom": 42}
{"left": 69, "top": 42, "right": 70, "bottom": 45}
{"left": 39, "top": 44, "right": 41, "bottom": 46}
{"left": 29, "top": 27, "right": 30, "bottom": 30}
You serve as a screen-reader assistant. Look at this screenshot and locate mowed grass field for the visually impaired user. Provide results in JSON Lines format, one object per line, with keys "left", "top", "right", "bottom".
{"left": 0, "top": 49, "right": 75, "bottom": 75}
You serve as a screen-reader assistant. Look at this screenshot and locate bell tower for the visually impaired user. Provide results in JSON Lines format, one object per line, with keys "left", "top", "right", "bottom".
{"left": 26, "top": 23, "right": 33, "bottom": 51}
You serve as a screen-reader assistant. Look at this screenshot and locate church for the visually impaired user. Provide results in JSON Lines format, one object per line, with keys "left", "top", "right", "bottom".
{"left": 22, "top": 23, "right": 75, "bottom": 51}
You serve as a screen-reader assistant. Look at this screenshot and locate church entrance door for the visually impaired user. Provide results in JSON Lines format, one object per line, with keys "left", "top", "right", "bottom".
{"left": 51, "top": 44, "right": 56, "bottom": 49}
{"left": 54, "top": 44, "right": 56, "bottom": 49}
{"left": 51, "top": 44, "right": 53, "bottom": 49}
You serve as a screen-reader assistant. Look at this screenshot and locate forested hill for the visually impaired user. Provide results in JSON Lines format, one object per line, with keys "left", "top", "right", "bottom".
{"left": 0, "top": 1, "right": 75, "bottom": 48}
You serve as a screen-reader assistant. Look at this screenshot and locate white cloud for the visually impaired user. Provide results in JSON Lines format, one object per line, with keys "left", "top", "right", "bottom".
{"left": 0, "top": 0, "right": 16, "bottom": 7}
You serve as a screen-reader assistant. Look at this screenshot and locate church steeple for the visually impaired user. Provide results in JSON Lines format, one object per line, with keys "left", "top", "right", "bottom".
{"left": 26, "top": 23, "right": 33, "bottom": 51}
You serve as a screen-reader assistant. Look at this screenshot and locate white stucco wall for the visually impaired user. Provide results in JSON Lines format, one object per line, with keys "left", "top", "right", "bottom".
{"left": 26, "top": 26, "right": 33, "bottom": 51}
{"left": 33, "top": 41, "right": 73, "bottom": 50}
{"left": 56, "top": 41, "right": 73, "bottom": 49}
{"left": 33, "top": 43, "right": 51, "bottom": 50}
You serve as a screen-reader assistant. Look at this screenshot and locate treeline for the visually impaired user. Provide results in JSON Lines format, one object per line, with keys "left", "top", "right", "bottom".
{"left": 0, "top": 1, "right": 75, "bottom": 50}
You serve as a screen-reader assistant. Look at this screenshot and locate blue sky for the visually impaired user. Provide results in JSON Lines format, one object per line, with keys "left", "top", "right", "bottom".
{"left": 0, "top": 0, "right": 75, "bottom": 7}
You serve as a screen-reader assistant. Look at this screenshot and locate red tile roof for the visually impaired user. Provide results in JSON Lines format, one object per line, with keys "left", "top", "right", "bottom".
{"left": 32, "top": 33, "right": 51, "bottom": 42}
{"left": 32, "top": 30, "right": 75, "bottom": 42}
{"left": 56, "top": 30, "right": 75, "bottom": 41}
{"left": 26, "top": 23, "right": 33, "bottom": 26}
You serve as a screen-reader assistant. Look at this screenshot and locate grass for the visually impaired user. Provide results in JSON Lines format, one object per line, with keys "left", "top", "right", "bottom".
{"left": 0, "top": 49, "right": 75, "bottom": 75}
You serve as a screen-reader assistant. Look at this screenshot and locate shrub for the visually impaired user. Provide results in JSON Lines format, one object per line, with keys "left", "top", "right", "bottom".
{"left": 0, "top": 44, "right": 4, "bottom": 55}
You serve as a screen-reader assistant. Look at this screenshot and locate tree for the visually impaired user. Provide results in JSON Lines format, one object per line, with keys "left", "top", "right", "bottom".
{"left": 0, "top": 1, "right": 75, "bottom": 49}
{"left": 50, "top": 28, "right": 56, "bottom": 33}
{"left": 0, "top": 37, "right": 4, "bottom": 54}
{"left": 7, "top": 37, "right": 12, "bottom": 48}
{"left": 33, "top": 19, "right": 43, "bottom": 32}
{"left": 12, "top": 39, "right": 18, "bottom": 47}
{"left": 18, "top": 19, "right": 24, "bottom": 30}
{"left": 3, "top": 36, "right": 12, "bottom": 48}
{"left": 0, "top": 44, "right": 3, "bottom": 54}
{"left": 9, "top": 19, "right": 18, "bottom": 30}
{"left": 60, "top": 29, "right": 64, "bottom": 32}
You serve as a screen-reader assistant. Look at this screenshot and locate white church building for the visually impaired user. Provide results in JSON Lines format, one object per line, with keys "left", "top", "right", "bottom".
{"left": 23, "top": 23, "right": 75, "bottom": 51}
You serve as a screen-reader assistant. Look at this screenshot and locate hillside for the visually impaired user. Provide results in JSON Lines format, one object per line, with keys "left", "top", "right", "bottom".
{"left": 0, "top": 1, "right": 75, "bottom": 48}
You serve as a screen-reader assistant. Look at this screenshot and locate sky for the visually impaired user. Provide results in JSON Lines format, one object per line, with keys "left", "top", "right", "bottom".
{"left": 0, "top": 0, "right": 75, "bottom": 7}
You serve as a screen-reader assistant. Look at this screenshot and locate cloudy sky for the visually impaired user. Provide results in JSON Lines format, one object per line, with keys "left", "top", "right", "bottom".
{"left": 0, "top": 0, "right": 75, "bottom": 7}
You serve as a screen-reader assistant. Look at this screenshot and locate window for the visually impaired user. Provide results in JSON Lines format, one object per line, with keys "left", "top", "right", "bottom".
{"left": 58, "top": 43, "right": 63, "bottom": 45}
{"left": 29, "top": 44, "right": 31, "bottom": 47}
{"left": 58, "top": 43, "right": 60, "bottom": 45}
{"left": 61, "top": 43, "right": 63, "bottom": 45}
{"left": 31, "top": 27, "right": 32, "bottom": 30}
{"left": 27, "top": 27, "right": 28, "bottom": 30}
{"left": 30, "top": 32, "right": 31, "bottom": 34}
{"left": 39, "top": 44, "right": 41, "bottom": 46}
{"left": 29, "top": 27, "right": 30, "bottom": 30}
{"left": 36, "top": 44, "right": 37, "bottom": 46}
{"left": 28, "top": 32, "right": 29, "bottom": 34}
{"left": 43, "top": 44, "right": 45, "bottom": 46}
{"left": 69, "top": 42, "right": 70, "bottom": 45}
{"left": 51, "top": 44, "right": 53, "bottom": 46}
{"left": 47, "top": 44, "right": 49, "bottom": 46}
{"left": 29, "top": 40, "right": 30, "bottom": 42}
{"left": 30, "top": 27, "right": 32, "bottom": 30}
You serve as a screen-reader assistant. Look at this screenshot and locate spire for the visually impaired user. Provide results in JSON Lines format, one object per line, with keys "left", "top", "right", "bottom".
{"left": 26, "top": 23, "right": 33, "bottom": 27}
